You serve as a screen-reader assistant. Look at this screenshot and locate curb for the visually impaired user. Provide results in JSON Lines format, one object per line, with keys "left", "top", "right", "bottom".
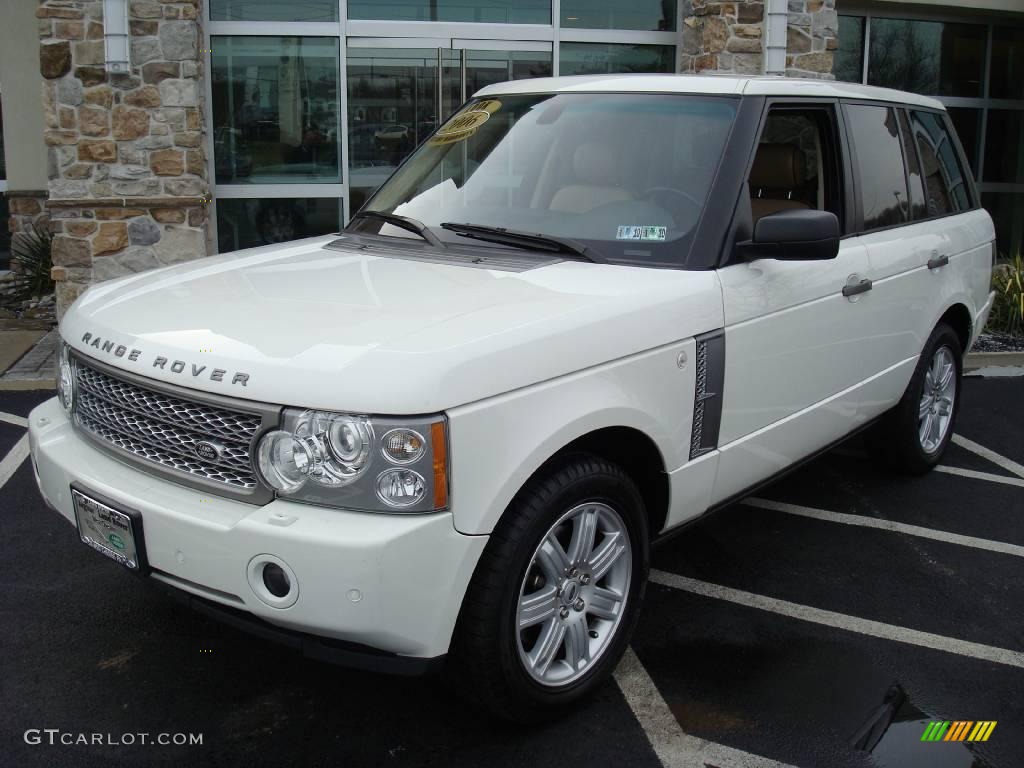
{"left": 965, "top": 351, "right": 1024, "bottom": 369}
{"left": 0, "top": 379, "right": 55, "bottom": 391}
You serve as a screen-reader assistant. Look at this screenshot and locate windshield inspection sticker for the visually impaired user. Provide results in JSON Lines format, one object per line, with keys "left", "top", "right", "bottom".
{"left": 616, "top": 226, "right": 667, "bottom": 241}
{"left": 429, "top": 99, "right": 502, "bottom": 147}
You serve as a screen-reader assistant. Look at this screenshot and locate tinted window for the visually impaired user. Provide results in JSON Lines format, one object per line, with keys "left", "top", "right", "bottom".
{"left": 834, "top": 16, "right": 865, "bottom": 83}
{"left": 910, "top": 111, "right": 971, "bottom": 215}
{"left": 896, "top": 110, "right": 927, "bottom": 220}
{"left": 844, "top": 104, "right": 909, "bottom": 231}
{"left": 867, "top": 19, "right": 986, "bottom": 97}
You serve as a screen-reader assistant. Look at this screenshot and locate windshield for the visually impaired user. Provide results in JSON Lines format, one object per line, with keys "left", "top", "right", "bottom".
{"left": 350, "top": 92, "right": 738, "bottom": 266}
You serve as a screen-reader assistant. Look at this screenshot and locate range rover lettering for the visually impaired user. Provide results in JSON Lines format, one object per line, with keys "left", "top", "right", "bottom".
{"left": 30, "top": 75, "right": 995, "bottom": 720}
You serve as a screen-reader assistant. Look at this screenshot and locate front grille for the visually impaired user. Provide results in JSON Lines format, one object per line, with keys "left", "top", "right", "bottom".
{"left": 73, "top": 359, "right": 265, "bottom": 491}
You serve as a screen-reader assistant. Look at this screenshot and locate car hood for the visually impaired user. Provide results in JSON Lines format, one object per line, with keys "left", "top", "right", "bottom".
{"left": 62, "top": 236, "right": 723, "bottom": 413}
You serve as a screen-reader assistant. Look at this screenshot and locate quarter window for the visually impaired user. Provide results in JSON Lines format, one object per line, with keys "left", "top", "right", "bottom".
{"left": 910, "top": 110, "right": 971, "bottom": 215}
{"left": 844, "top": 104, "right": 910, "bottom": 231}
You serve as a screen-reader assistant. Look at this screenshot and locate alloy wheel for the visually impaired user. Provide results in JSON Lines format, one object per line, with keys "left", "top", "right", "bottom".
{"left": 918, "top": 346, "right": 956, "bottom": 454}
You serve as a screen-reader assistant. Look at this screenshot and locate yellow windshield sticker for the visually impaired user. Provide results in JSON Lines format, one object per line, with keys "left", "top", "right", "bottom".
{"left": 429, "top": 99, "right": 502, "bottom": 146}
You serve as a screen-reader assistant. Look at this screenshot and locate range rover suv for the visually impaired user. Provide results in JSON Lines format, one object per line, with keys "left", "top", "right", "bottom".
{"left": 29, "top": 75, "right": 995, "bottom": 720}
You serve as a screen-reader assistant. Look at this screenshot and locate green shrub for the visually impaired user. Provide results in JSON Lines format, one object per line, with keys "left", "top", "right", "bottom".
{"left": 989, "top": 253, "right": 1024, "bottom": 337}
{"left": 2, "top": 221, "right": 54, "bottom": 308}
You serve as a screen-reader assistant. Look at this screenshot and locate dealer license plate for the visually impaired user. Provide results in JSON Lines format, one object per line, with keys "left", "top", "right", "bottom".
{"left": 72, "top": 489, "right": 142, "bottom": 571}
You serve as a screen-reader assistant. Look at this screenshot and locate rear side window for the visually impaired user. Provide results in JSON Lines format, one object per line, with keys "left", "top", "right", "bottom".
{"left": 896, "top": 110, "right": 928, "bottom": 220}
{"left": 909, "top": 110, "right": 972, "bottom": 215}
{"left": 844, "top": 104, "right": 910, "bottom": 231}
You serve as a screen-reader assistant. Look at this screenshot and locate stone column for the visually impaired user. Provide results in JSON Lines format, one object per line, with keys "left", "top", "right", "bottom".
{"left": 37, "top": 0, "right": 208, "bottom": 318}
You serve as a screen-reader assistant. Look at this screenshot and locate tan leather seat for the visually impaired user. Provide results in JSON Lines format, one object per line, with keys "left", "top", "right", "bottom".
{"left": 749, "top": 143, "right": 811, "bottom": 222}
{"left": 550, "top": 142, "right": 632, "bottom": 214}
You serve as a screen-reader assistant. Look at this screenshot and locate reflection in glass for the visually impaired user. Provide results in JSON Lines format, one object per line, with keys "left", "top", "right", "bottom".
{"left": 216, "top": 198, "right": 341, "bottom": 252}
{"left": 0, "top": 100, "right": 5, "bottom": 180}
{"left": 465, "top": 50, "right": 552, "bottom": 96}
{"left": 211, "top": 37, "right": 341, "bottom": 184}
{"left": 559, "top": 43, "right": 675, "bottom": 76}
{"left": 867, "top": 19, "right": 985, "bottom": 97}
{"left": 982, "top": 192, "right": 1023, "bottom": 260}
{"left": 990, "top": 27, "right": 1024, "bottom": 100}
{"left": 910, "top": 110, "right": 970, "bottom": 215}
{"left": 946, "top": 108, "right": 980, "bottom": 178}
{"left": 0, "top": 195, "right": 10, "bottom": 271}
{"left": 984, "top": 110, "right": 1024, "bottom": 185}
{"left": 896, "top": 110, "right": 927, "bottom": 221}
{"left": 844, "top": 104, "right": 909, "bottom": 230}
{"left": 560, "top": 0, "right": 677, "bottom": 32}
{"left": 833, "top": 16, "right": 864, "bottom": 83}
{"left": 210, "top": 0, "right": 339, "bottom": 22}
{"left": 348, "top": 0, "right": 549, "bottom": 24}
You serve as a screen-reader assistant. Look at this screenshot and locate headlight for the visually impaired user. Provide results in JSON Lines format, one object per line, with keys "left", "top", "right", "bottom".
{"left": 256, "top": 409, "right": 448, "bottom": 513}
{"left": 56, "top": 341, "right": 75, "bottom": 415}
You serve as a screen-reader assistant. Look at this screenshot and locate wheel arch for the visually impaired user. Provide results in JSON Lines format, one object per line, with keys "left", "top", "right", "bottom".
{"left": 937, "top": 302, "right": 972, "bottom": 353}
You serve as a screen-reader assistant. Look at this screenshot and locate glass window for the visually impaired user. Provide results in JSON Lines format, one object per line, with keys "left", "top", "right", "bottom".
{"left": 910, "top": 110, "right": 971, "bottom": 215}
{"left": 946, "top": 108, "right": 980, "bottom": 179}
{"left": 210, "top": 0, "right": 339, "bottom": 22}
{"left": 464, "top": 50, "right": 552, "bottom": 98}
{"left": 559, "top": 43, "right": 675, "bottom": 76}
{"left": 216, "top": 198, "right": 341, "bottom": 252}
{"left": 990, "top": 27, "right": 1024, "bottom": 100}
{"left": 353, "top": 93, "right": 738, "bottom": 266}
{"left": 844, "top": 104, "right": 909, "bottom": 230}
{"left": 211, "top": 37, "right": 341, "bottom": 185}
{"left": 867, "top": 19, "right": 986, "bottom": 97}
{"left": 0, "top": 99, "right": 5, "bottom": 181}
{"left": 896, "top": 110, "right": 927, "bottom": 221}
{"left": 560, "top": 0, "right": 677, "bottom": 32}
{"left": 348, "top": 0, "right": 549, "bottom": 24}
{"left": 984, "top": 110, "right": 1024, "bottom": 185}
{"left": 0, "top": 195, "right": 10, "bottom": 271}
{"left": 833, "top": 16, "right": 864, "bottom": 83}
{"left": 982, "top": 192, "right": 1024, "bottom": 261}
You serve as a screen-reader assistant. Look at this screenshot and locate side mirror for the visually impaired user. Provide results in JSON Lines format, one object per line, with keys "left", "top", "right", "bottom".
{"left": 737, "top": 209, "right": 840, "bottom": 261}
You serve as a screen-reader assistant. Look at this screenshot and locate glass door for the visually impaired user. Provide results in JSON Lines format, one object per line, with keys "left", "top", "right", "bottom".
{"left": 345, "top": 38, "right": 551, "bottom": 213}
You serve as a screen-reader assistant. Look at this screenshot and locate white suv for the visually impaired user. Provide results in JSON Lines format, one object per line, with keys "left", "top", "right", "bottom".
{"left": 30, "top": 74, "right": 995, "bottom": 719}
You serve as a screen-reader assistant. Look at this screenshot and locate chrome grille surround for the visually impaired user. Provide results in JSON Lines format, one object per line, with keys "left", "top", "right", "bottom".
{"left": 71, "top": 354, "right": 279, "bottom": 502}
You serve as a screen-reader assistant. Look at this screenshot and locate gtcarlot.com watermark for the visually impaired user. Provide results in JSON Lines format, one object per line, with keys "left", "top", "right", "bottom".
{"left": 25, "top": 729, "right": 202, "bottom": 746}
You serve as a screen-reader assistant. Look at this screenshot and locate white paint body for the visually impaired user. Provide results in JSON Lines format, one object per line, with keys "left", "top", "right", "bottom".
{"left": 29, "top": 75, "right": 996, "bottom": 662}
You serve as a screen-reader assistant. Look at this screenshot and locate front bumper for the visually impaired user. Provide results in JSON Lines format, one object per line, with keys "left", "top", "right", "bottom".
{"left": 29, "top": 397, "right": 487, "bottom": 663}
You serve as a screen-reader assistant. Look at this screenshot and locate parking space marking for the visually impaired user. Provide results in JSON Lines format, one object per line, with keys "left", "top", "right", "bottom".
{"left": 650, "top": 570, "right": 1024, "bottom": 670}
{"left": 0, "top": 411, "right": 28, "bottom": 428}
{"left": 0, "top": 434, "right": 30, "bottom": 491}
{"left": 615, "top": 647, "right": 798, "bottom": 768}
{"left": 935, "top": 465, "right": 1024, "bottom": 489}
{"left": 744, "top": 498, "right": 1024, "bottom": 558}
{"left": 952, "top": 434, "right": 1024, "bottom": 480}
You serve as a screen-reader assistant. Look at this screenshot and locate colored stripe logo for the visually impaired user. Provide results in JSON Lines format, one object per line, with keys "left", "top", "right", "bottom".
{"left": 921, "top": 721, "right": 997, "bottom": 742}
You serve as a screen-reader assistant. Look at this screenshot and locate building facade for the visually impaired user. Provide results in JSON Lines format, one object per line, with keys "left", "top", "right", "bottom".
{"left": 0, "top": 0, "right": 1021, "bottom": 316}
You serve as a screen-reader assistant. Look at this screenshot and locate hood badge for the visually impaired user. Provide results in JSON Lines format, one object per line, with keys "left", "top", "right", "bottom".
{"left": 194, "top": 440, "right": 224, "bottom": 462}
{"left": 79, "top": 332, "right": 250, "bottom": 387}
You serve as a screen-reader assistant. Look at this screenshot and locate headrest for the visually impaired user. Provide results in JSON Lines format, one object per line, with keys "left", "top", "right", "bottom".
{"left": 750, "top": 143, "right": 805, "bottom": 190}
{"left": 572, "top": 141, "right": 619, "bottom": 186}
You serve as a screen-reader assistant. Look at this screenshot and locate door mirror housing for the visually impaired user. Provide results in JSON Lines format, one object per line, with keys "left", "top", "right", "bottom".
{"left": 737, "top": 209, "right": 840, "bottom": 261}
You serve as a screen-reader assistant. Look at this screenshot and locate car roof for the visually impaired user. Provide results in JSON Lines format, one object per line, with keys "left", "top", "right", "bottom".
{"left": 473, "top": 73, "right": 945, "bottom": 111}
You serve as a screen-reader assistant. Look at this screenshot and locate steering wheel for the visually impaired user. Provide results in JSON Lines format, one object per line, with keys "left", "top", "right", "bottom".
{"left": 641, "top": 186, "right": 703, "bottom": 212}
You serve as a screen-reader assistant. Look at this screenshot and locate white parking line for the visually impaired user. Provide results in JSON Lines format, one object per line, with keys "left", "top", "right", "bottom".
{"left": 935, "top": 465, "right": 1024, "bottom": 489}
{"left": 952, "top": 434, "right": 1024, "bottom": 480}
{"left": 0, "top": 434, "right": 30, "bottom": 491}
{"left": 650, "top": 570, "right": 1024, "bottom": 670}
{"left": 743, "top": 498, "right": 1024, "bottom": 559}
{"left": 615, "top": 647, "right": 798, "bottom": 768}
{"left": 0, "top": 411, "right": 28, "bottom": 428}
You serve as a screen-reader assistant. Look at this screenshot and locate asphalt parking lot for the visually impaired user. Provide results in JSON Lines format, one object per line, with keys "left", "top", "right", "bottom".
{"left": 1, "top": 376, "right": 1022, "bottom": 768}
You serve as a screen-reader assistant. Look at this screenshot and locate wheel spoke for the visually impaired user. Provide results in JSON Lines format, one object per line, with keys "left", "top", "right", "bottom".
{"left": 567, "top": 507, "right": 598, "bottom": 565}
{"left": 536, "top": 535, "right": 571, "bottom": 582}
{"left": 918, "top": 396, "right": 932, "bottom": 419}
{"left": 938, "top": 362, "right": 955, "bottom": 392}
{"left": 587, "top": 586, "right": 623, "bottom": 620}
{"left": 518, "top": 585, "right": 558, "bottom": 629}
{"left": 587, "top": 532, "right": 625, "bottom": 581}
{"left": 564, "top": 620, "right": 590, "bottom": 669}
{"left": 930, "top": 409, "right": 943, "bottom": 444}
{"left": 919, "top": 413, "right": 934, "bottom": 447}
{"left": 924, "top": 367, "right": 934, "bottom": 390}
{"left": 937, "top": 396, "right": 953, "bottom": 416}
{"left": 529, "top": 619, "right": 566, "bottom": 675}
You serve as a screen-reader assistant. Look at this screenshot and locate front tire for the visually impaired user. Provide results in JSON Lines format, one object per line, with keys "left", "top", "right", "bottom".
{"left": 873, "top": 322, "right": 962, "bottom": 474}
{"left": 448, "top": 454, "right": 648, "bottom": 721}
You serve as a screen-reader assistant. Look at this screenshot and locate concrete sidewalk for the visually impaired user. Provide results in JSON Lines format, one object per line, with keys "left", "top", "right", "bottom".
{"left": 0, "top": 321, "right": 57, "bottom": 390}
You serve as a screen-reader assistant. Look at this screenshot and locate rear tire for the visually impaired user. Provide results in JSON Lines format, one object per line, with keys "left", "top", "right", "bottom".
{"left": 872, "top": 322, "right": 962, "bottom": 474}
{"left": 447, "top": 453, "right": 648, "bottom": 722}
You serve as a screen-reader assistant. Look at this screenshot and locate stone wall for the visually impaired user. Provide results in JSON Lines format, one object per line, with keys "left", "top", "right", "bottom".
{"left": 7, "top": 193, "right": 51, "bottom": 251}
{"left": 785, "top": 0, "right": 838, "bottom": 78}
{"left": 37, "top": 0, "right": 208, "bottom": 318}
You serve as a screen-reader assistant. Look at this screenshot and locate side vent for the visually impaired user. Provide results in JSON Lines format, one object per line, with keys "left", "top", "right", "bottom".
{"left": 689, "top": 330, "right": 725, "bottom": 460}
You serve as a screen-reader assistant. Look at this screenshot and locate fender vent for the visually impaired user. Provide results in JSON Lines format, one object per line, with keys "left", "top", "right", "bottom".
{"left": 689, "top": 330, "right": 725, "bottom": 460}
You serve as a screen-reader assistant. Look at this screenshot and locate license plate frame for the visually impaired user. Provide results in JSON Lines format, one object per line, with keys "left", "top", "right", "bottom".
{"left": 71, "top": 484, "right": 148, "bottom": 574}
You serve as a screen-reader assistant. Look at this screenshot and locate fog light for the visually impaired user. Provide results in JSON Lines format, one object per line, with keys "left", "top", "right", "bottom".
{"left": 261, "top": 563, "right": 290, "bottom": 598}
{"left": 376, "top": 468, "right": 426, "bottom": 508}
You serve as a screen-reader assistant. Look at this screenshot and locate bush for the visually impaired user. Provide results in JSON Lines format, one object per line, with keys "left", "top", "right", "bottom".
{"left": 2, "top": 221, "right": 54, "bottom": 308}
{"left": 989, "top": 253, "right": 1024, "bottom": 337}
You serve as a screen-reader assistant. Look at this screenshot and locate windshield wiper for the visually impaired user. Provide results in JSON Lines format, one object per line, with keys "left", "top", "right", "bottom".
{"left": 440, "top": 222, "right": 601, "bottom": 263}
{"left": 350, "top": 210, "right": 446, "bottom": 249}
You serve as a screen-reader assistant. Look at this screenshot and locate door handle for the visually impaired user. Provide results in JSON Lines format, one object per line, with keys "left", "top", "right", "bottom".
{"left": 842, "top": 278, "right": 873, "bottom": 297}
{"left": 927, "top": 254, "right": 950, "bottom": 270}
